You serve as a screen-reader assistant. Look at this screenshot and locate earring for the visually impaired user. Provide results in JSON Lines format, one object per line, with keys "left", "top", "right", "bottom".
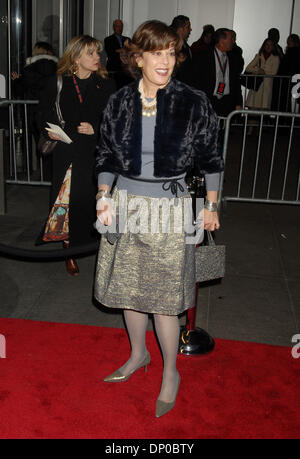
{"left": 137, "top": 61, "right": 143, "bottom": 68}
{"left": 73, "top": 63, "right": 79, "bottom": 74}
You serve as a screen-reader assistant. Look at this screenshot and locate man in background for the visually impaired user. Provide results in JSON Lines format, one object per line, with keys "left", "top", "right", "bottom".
{"left": 170, "top": 15, "right": 193, "bottom": 86}
{"left": 228, "top": 30, "right": 244, "bottom": 75}
{"left": 191, "top": 24, "right": 215, "bottom": 56}
{"left": 268, "top": 28, "right": 284, "bottom": 60}
{"left": 193, "top": 28, "right": 242, "bottom": 116}
{"left": 104, "top": 19, "right": 131, "bottom": 88}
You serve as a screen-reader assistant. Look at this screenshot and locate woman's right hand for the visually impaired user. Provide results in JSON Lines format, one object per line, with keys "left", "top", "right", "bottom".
{"left": 11, "top": 72, "right": 20, "bottom": 80}
{"left": 48, "top": 131, "right": 62, "bottom": 141}
{"left": 97, "top": 199, "right": 115, "bottom": 226}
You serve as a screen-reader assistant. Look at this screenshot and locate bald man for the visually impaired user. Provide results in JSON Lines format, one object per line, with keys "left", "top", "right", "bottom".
{"left": 104, "top": 20, "right": 130, "bottom": 72}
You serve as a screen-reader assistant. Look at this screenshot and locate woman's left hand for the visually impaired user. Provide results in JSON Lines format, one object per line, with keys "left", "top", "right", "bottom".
{"left": 203, "top": 209, "right": 220, "bottom": 232}
{"left": 77, "top": 122, "right": 94, "bottom": 135}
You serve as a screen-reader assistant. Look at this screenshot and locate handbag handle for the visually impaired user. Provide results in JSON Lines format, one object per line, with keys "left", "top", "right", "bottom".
{"left": 55, "top": 75, "right": 65, "bottom": 129}
{"left": 207, "top": 231, "right": 216, "bottom": 246}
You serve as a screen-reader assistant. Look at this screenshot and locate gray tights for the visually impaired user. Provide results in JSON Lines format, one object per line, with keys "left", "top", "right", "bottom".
{"left": 120, "top": 309, "right": 180, "bottom": 403}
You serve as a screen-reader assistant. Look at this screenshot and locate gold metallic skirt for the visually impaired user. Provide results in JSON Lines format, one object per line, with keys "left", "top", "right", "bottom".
{"left": 94, "top": 188, "right": 195, "bottom": 316}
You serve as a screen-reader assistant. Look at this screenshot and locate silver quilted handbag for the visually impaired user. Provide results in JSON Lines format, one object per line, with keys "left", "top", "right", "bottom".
{"left": 195, "top": 231, "right": 225, "bottom": 283}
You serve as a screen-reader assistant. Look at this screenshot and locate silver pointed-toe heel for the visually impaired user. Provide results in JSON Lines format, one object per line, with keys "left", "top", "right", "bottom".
{"left": 156, "top": 374, "right": 181, "bottom": 418}
{"left": 103, "top": 350, "right": 151, "bottom": 382}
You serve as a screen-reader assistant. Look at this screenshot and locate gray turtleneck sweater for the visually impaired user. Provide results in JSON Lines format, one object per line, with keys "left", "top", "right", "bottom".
{"left": 98, "top": 115, "right": 220, "bottom": 197}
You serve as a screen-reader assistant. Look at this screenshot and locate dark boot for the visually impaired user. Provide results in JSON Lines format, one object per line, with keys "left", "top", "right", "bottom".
{"left": 63, "top": 240, "right": 79, "bottom": 276}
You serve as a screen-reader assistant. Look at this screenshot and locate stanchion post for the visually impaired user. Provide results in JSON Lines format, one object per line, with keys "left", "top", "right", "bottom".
{"left": 0, "top": 129, "right": 6, "bottom": 215}
{"left": 179, "top": 285, "right": 215, "bottom": 356}
{"left": 178, "top": 173, "right": 215, "bottom": 355}
{"left": 186, "top": 285, "right": 198, "bottom": 332}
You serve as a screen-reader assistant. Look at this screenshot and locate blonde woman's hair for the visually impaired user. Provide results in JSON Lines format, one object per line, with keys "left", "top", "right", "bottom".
{"left": 57, "top": 35, "right": 108, "bottom": 79}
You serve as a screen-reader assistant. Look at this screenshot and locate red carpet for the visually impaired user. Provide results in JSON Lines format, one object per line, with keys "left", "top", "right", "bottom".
{"left": 0, "top": 318, "right": 299, "bottom": 439}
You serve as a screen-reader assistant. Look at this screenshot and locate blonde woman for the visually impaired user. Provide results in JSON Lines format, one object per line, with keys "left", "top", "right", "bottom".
{"left": 38, "top": 35, "right": 115, "bottom": 275}
{"left": 245, "top": 38, "right": 280, "bottom": 110}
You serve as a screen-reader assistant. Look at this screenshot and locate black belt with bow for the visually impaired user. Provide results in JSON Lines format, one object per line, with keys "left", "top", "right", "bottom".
{"left": 128, "top": 176, "right": 185, "bottom": 198}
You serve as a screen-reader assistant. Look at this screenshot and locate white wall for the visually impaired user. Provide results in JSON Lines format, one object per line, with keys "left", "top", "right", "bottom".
{"left": 178, "top": 0, "right": 235, "bottom": 44}
{"left": 292, "top": 0, "right": 300, "bottom": 35}
{"left": 122, "top": 0, "right": 178, "bottom": 38}
{"left": 87, "top": 0, "right": 300, "bottom": 72}
{"left": 233, "top": 0, "right": 294, "bottom": 69}
{"left": 122, "top": 0, "right": 236, "bottom": 43}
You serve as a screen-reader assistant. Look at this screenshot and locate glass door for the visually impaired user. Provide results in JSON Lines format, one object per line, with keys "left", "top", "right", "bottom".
{"left": 5, "top": 0, "right": 84, "bottom": 183}
{"left": 32, "top": 0, "right": 62, "bottom": 57}
{"left": 0, "top": 2, "right": 8, "bottom": 91}
{"left": 32, "top": 0, "right": 84, "bottom": 58}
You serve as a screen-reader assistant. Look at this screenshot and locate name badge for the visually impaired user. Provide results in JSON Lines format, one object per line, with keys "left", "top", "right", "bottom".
{"left": 217, "top": 82, "right": 226, "bottom": 96}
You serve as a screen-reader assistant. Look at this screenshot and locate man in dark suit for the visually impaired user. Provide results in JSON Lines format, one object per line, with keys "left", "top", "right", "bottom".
{"left": 191, "top": 24, "right": 215, "bottom": 57}
{"left": 268, "top": 28, "right": 284, "bottom": 60}
{"left": 104, "top": 19, "right": 131, "bottom": 88}
{"left": 170, "top": 15, "right": 193, "bottom": 86}
{"left": 228, "top": 30, "right": 244, "bottom": 75}
{"left": 193, "top": 28, "right": 242, "bottom": 116}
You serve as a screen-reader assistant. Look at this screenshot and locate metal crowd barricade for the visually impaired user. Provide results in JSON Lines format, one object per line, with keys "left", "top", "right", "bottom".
{"left": 0, "top": 99, "right": 51, "bottom": 187}
{"left": 220, "top": 109, "right": 300, "bottom": 207}
{"left": 0, "top": 129, "right": 5, "bottom": 215}
{"left": 2, "top": 99, "right": 300, "bottom": 210}
{"left": 239, "top": 74, "right": 299, "bottom": 114}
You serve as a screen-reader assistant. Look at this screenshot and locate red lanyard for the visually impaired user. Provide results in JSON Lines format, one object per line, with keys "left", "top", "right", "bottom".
{"left": 214, "top": 49, "right": 228, "bottom": 79}
{"left": 72, "top": 74, "right": 83, "bottom": 104}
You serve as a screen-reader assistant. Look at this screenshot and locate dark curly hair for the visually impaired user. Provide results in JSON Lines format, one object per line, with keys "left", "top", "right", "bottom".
{"left": 120, "top": 20, "right": 185, "bottom": 80}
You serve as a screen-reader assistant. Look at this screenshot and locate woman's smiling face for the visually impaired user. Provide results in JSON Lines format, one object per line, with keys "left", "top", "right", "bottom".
{"left": 137, "top": 45, "right": 176, "bottom": 90}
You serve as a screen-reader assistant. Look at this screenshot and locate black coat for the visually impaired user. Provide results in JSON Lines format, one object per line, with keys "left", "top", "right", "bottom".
{"left": 104, "top": 34, "right": 130, "bottom": 72}
{"left": 192, "top": 48, "right": 243, "bottom": 116}
{"left": 271, "top": 47, "right": 300, "bottom": 111}
{"left": 12, "top": 54, "right": 58, "bottom": 100}
{"left": 278, "top": 47, "right": 300, "bottom": 76}
{"left": 39, "top": 73, "right": 116, "bottom": 246}
{"left": 228, "top": 44, "right": 244, "bottom": 75}
{"left": 95, "top": 78, "right": 223, "bottom": 178}
{"left": 13, "top": 55, "right": 59, "bottom": 142}
{"left": 175, "top": 41, "right": 194, "bottom": 87}
{"left": 24, "top": 55, "right": 58, "bottom": 100}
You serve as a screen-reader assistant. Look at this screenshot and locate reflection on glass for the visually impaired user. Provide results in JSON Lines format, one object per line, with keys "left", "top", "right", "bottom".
{"left": 33, "top": 0, "right": 60, "bottom": 56}
{"left": 10, "top": 0, "right": 24, "bottom": 77}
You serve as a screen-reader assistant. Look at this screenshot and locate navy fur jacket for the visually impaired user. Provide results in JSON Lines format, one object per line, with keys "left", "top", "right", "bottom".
{"left": 95, "top": 78, "right": 223, "bottom": 177}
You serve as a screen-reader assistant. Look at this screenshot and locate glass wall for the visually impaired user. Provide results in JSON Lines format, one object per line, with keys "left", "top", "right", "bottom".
{"left": 32, "top": 0, "right": 84, "bottom": 58}
{"left": 32, "top": 0, "right": 61, "bottom": 56}
{"left": 0, "top": 2, "right": 8, "bottom": 83}
{"left": 9, "top": 0, "right": 32, "bottom": 97}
